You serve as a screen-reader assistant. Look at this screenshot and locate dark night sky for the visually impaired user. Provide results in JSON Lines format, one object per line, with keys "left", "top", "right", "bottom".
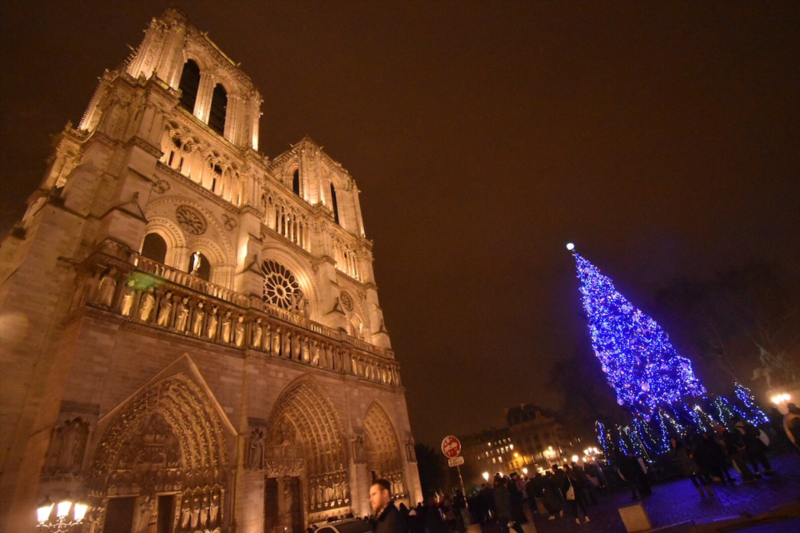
{"left": 2, "top": 2, "right": 799, "bottom": 446}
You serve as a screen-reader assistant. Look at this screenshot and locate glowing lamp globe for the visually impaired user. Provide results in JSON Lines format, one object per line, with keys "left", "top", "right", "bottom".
{"left": 566, "top": 243, "right": 575, "bottom": 251}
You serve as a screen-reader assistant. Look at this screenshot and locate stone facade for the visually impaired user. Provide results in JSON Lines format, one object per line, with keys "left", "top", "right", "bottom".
{"left": 0, "top": 8, "right": 420, "bottom": 533}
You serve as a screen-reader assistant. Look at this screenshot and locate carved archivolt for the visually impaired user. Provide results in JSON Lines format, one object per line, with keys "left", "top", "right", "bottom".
{"left": 88, "top": 373, "right": 229, "bottom": 498}
{"left": 266, "top": 376, "right": 350, "bottom": 513}
{"left": 363, "top": 402, "right": 406, "bottom": 499}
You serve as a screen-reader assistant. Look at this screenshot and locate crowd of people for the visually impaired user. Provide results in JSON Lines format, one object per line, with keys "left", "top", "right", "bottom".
{"left": 330, "top": 405, "right": 800, "bottom": 533}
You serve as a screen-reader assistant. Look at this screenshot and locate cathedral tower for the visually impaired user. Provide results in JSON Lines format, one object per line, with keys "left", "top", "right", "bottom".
{"left": 0, "top": 9, "right": 419, "bottom": 533}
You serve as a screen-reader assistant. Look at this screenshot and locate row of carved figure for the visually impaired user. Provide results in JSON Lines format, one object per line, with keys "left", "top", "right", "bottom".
{"left": 308, "top": 472, "right": 351, "bottom": 510}
{"left": 178, "top": 486, "right": 223, "bottom": 532}
{"left": 91, "top": 268, "right": 401, "bottom": 386}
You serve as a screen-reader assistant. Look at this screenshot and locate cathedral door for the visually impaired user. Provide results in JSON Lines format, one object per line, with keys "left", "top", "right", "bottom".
{"left": 265, "top": 476, "right": 303, "bottom": 533}
{"left": 103, "top": 497, "right": 135, "bottom": 533}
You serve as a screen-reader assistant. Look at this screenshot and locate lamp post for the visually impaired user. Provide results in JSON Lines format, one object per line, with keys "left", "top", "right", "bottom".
{"left": 37, "top": 496, "right": 89, "bottom": 532}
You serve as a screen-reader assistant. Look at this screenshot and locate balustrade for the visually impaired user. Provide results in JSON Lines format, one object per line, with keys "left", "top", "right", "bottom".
{"left": 73, "top": 251, "right": 400, "bottom": 387}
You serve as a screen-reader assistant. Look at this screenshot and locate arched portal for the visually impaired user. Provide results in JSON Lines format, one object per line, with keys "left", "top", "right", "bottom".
{"left": 363, "top": 402, "right": 406, "bottom": 500}
{"left": 265, "top": 376, "right": 350, "bottom": 528}
{"left": 88, "top": 373, "right": 230, "bottom": 533}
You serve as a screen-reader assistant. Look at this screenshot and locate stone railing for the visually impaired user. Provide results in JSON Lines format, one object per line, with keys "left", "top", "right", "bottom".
{"left": 70, "top": 248, "right": 401, "bottom": 388}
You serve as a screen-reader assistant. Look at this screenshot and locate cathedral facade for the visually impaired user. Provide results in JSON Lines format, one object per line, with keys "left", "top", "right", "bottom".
{"left": 0, "top": 9, "right": 420, "bottom": 533}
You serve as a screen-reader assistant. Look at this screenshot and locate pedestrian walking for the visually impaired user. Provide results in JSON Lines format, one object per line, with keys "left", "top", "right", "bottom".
{"left": 565, "top": 465, "right": 591, "bottom": 525}
{"left": 669, "top": 438, "right": 714, "bottom": 497}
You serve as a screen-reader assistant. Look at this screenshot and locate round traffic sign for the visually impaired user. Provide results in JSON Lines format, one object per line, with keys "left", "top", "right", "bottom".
{"left": 441, "top": 435, "right": 462, "bottom": 458}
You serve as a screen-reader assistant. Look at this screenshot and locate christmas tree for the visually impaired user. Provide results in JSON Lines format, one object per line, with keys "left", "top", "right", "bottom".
{"left": 570, "top": 245, "right": 705, "bottom": 419}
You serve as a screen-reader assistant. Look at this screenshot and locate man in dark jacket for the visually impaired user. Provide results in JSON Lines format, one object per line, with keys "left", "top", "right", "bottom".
{"left": 493, "top": 476, "right": 523, "bottom": 533}
{"left": 370, "top": 479, "right": 407, "bottom": 533}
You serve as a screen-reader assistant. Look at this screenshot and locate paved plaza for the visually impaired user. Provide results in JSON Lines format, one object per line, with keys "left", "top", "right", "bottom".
{"left": 524, "top": 454, "right": 800, "bottom": 532}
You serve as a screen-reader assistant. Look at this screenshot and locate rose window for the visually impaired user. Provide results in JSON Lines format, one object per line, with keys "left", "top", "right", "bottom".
{"left": 261, "top": 260, "right": 300, "bottom": 310}
{"left": 176, "top": 205, "right": 207, "bottom": 235}
{"left": 340, "top": 291, "right": 354, "bottom": 312}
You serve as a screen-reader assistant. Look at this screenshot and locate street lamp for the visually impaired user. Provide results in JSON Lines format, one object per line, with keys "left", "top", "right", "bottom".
{"left": 522, "top": 467, "right": 528, "bottom": 475}
{"left": 482, "top": 472, "right": 489, "bottom": 481}
{"left": 37, "top": 496, "right": 88, "bottom": 532}
{"left": 571, "top": 455, "right": 579, "bottom": 464}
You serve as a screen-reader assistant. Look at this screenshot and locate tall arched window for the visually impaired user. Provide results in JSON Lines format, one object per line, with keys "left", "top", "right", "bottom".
{"left": 209, "top": 84, "right": 227, "bottom": 135}
{"left": 141, "top": 233, "right": 167, "bottom": 264}
{"left": 292, "top": 169, "right": 300, "bottom": 196}
{"left": 330, "top": 183, "right": 340, "bottom": 225}
{"left": 178, "top": 60, "right": 201, "bottom": 113}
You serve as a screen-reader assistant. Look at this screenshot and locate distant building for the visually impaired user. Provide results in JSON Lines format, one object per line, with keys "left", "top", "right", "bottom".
{"left": 506, "top": 404, "right": 579, "bottom": 468}
{"left": 456, "top": 404, "right": 585, "bottom": 487}
{"left": 459, "top": 428, "right": 516, "bottom": 487}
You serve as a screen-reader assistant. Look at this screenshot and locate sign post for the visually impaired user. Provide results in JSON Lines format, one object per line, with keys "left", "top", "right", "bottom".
{"left": 441, "top": 436, "right": 468, "bottom": 508}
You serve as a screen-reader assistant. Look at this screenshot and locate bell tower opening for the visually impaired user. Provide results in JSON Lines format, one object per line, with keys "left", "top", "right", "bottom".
{"left": 178, "top": 60, "right": 201, "bottom": 114}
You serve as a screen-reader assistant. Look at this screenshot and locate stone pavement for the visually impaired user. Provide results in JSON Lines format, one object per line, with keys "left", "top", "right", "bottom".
{"left": 524, "top": 453, "right": 800, "bottom": 532}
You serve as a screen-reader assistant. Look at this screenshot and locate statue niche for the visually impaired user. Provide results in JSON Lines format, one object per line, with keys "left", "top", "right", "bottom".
{"left": 45, "top": 417, "right": 90, "bottom": 477}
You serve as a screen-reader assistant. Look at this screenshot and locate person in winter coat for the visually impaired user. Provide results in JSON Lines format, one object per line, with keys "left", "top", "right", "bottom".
{"left": 614, "top": 449, "right": 641, "bottom": 500}
{"left": 733, "top": 418, "right": 774, "bottom": 476}
{"left": 493, "top": 476, "right": 523, "bottom": 533}
{"left": 695, "top": 431, "right": 735, "bottom": 483}
{"left": 370, "top": 480, "right": 407, "bottom": 533}
{"left": 507, "top": 473, "right": 527, "bottom": 524}
{"left": 784, "top": 403, "right": 800, "bottom": 454}
{"left": 716, "top": 424, "right": 755, "bottom": 481}
{"left": 669, "top": 438, "right": 714, "bottom": 497}
{"left": 542, "top": 472, "right": 565, "bottom": 519}
{"left": 565, "top": 465, "right": 591, "bottom": 525}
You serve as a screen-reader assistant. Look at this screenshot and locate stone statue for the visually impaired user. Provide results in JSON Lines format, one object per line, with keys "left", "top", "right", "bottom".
{"left": 119, "top": 278, "right": 136, "bottom": 316}
{"left": 191, "top": 302, "right": 205, "bottom": 336}
{"left": 180, "top": 492, "right": 191, "bottom": 529}
{"left": 233, "top": 315, "right": 245, "bottom": 347}
{"left": 292, "top": 333, "right": 301, "bottom": 360}
{"left": 247, "top": 428, "right": 265, "bottom": 470}
{"left": 139, "top": 289, "right": 155, "bottom": 322}
{"left": 406, "top": 437, "right": 417, "bottom": 462}
{"left": 311, "top": 341, "right": 320, "bottom": 366}
{"left": 353, "top": 434, "right": 365, "bottom": 464}
{"left": 200, "top": 492, "right": 210, "bottom": 528}
{"left": 209, "top": 488, "right": 220, "bottom": 526}
{"left": 190, "top": 251, "right": 202, "bottom": 276}
{"left": 282, "top": 331, "right": 291, "bottom": 358}
{"left": 96, "top": 268, "right": 117, "bottom": 308}
{"left": 174, "top": 297, "right": 190, "bottom": 331}
{"left": 272, "top": 327, "right": 281, "bottom": 355}
{"left": 191, "top": 491, "right": 201, "bottom": 528}
{"left": 206, "top": 306, "right": 218, "bottom": 339}
{"left": 156, "top": 291, "right": 173, "bottom": 327}
{"left": 251, "top": 318, "right": 263, "bottom": 348}
{"left": 300, "top": 336, "right": 310, "bottom": 363}
{"left": 220, "top": 310, "right": 232, "bottom": 343}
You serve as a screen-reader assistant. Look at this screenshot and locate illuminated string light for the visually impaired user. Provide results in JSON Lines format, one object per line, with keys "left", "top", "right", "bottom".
{"left": 734, "top": 383, "right": 770, "bottom": 425}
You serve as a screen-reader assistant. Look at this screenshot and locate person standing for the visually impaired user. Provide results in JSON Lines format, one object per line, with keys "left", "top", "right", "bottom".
{"left": 565, "top": 465, "right": 591, "bottom": 525}
{"left": 784, "top": 403, "right": 800, "bottom": 454}
{"left": 369, "top": 479, "right": 407, "bottom": 533}
{"left": 669, "top": 438, "right": 713, "bottom": 497}
{"left": 717, "top": 424, "right": 755, "bottom": 482}
{"left": 733, "top": 418, "right": 774, "bottom": 476}
{"left": 493, "top": 476, "right": 523, "bottom": 533}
